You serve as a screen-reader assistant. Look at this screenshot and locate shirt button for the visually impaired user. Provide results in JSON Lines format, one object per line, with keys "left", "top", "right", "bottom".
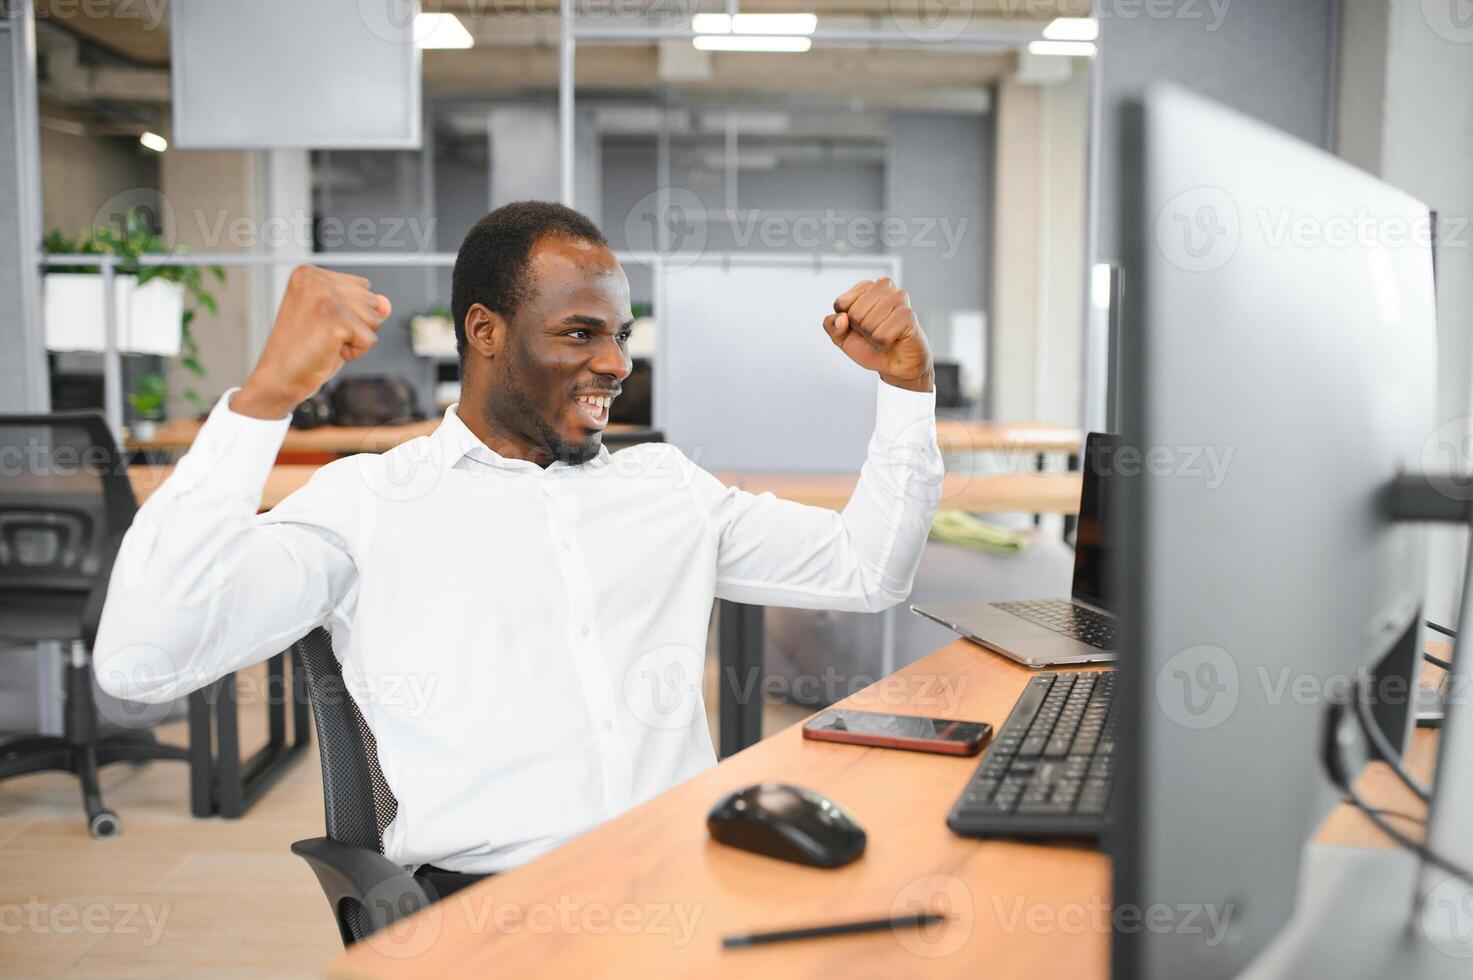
{"left": 561, "top": 538, "right": 572, "bottom": 550}
{"left": 601, "top": 719, "right": 614, "bottom": 732}
{"left": 580, "top": 625, "right": 590, "bottom": 638}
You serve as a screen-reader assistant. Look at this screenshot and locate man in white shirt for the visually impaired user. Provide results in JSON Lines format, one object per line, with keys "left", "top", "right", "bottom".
{"left": 95, "top": 202, "right": 944, "bottom": 890}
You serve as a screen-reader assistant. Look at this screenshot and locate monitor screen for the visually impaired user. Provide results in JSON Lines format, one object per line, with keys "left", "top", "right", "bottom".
{"left": 1070, "top": 433, "right": 1116, "bottom": 610}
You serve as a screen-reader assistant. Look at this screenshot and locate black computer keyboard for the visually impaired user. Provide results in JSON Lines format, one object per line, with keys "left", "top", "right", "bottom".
{"left": 994, "top": 599, "right": 1117, "bottom": 650}
{"left": 947, "top": 671, "right": 1118, "bottom": 839}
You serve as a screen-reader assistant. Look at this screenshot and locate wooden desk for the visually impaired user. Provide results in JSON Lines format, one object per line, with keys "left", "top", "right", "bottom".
{"left": 128, "top": 461, "right": 1080, "bottom": 756}
{"left": 327, "top": 642, "right": 1108, "bottom": 979}
{"left": 934, "top": 420, "right": 1081, "bottom": 456}
{"left": 130, "top": 465, "right": 1083, "bottom": 517}
{"left": 716, "top": 471, "right": 1081, "bottom": 515}
{"left": 324, "top": 640, "right": 1433, "bottom": 979}
{"left": 127, "top": 419, "right": 646, "bottom": 457}
{"left": 131, "top": 418, "right": 1078, "bottom": 459}
{"left": 129, "top": 464, "right": 319, "bottom": 509}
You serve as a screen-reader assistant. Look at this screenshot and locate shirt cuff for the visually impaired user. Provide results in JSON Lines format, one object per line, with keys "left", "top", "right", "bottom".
{"left": 160, "top": 388, "right": 290, "bottom": 505}
{"left": 872, "top": 376, "right": 938, "bottom": 448}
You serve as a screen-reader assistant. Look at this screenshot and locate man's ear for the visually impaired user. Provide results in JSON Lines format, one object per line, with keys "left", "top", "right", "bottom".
{"left": 463, "top": 303, "right": 508, "bottom": 361}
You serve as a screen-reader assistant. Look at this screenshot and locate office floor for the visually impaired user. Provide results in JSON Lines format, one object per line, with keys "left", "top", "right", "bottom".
{"left": 0, "top": 651, "right": 809, "bottom": 978}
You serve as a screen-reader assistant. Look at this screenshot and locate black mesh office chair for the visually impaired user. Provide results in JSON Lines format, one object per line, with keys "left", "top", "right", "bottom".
{"left": 0, "top": 412, "right": 189, "bottom": 837}
{"left": 290, "top": 627, "right": 431, "bottom": 947}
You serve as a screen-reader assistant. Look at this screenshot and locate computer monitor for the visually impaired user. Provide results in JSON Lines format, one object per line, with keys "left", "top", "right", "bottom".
{"left": 1112, "top": 87, "right": 1438, "bottom": 978}
{"left": 1071, "top": 432, "right": 1116, "bottom": 611}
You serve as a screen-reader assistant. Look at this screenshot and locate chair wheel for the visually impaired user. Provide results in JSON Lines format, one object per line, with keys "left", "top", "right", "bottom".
{"left": 89, "top": 811, "right": 120, "bottom": 838}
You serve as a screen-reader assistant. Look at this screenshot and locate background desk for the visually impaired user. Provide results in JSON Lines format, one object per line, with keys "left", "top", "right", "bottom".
{"left": 324, "top": 640, "right": 1435, "bottom": 979}
{"left": 127, "top": 419, "right": 643, "bottom": 460}
{"left": 128, "top": 464, "right": 1082, "bottom": 756}
{"left": 129, "top": 466, "right": 1082, "bottom": 518}
{"left": 130, "top": 418, "right": 1081, "bottom": 460}
{"left": 933, "top": 420, "right": 1080, "bottom": 457}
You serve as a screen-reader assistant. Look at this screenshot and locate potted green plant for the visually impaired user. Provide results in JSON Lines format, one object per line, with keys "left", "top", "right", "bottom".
{"left": 43, "top": 208, "right": 224, "bottom": 415}
{"left": 125, "top": 373, "right": 167, "bottom": 441}
{"left": 408, "top": 304, "right": 456, "bottom": 358}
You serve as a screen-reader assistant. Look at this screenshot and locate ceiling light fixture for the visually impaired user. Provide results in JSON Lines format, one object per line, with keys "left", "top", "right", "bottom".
{"left": 692, "top": 13, "right": 818, "bottom": 35}
{"left": 415, "top": 13, "right": 474, "bottom": 49}
{"left": 1027, "top": 40, "right": 1097, "bottom": 57}
{"left": 1043, "top": 17, "right": 1100, "bottom": 41}
{"left": 693, "top": 35, "right": 813, "bottom": 52}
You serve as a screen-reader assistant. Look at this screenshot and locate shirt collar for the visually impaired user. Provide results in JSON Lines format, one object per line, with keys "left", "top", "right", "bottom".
{"left": 433, "top": 404, "right": 610, "bottom": 472}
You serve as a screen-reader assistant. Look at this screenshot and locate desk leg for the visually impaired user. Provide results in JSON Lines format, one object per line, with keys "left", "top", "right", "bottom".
{"left": 213, "top": 674, "right": 244, "bottom": 818}
{"left": 266, "top": 652, "right": 287, "bottom": 748}
{"left": 187, "top": 689, "right": 214, "bottom": 817}
{"left": 718, "top": 600, "right": 764, "bottom": 758}
{"left": 291, "top": 644, "right": 312, "bottom": 749}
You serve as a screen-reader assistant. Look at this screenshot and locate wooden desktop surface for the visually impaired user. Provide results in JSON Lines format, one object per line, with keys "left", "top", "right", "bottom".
{"left": 934, "top": 420, "right": 1081, "bottom": 455}
{"left": 128, "top": 465, "right": 1083, "bottom": 515}
{"left": 323, "top": 641, "right": 1437, "bottom": 980}
{"left": 125, "top": 418, "right": 640, "bottom": 456}
{"left": 128, "top": 418, "right": 1081, "bottom": 458}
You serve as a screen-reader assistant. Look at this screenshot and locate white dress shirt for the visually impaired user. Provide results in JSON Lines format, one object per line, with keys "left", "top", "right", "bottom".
{"left": 95, "top": 380, "right": 943, "bottom": 873}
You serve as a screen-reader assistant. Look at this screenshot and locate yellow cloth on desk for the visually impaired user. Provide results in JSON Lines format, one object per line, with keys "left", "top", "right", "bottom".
{"left": 928, "top": 509, "right": 1031, "bottom": 556}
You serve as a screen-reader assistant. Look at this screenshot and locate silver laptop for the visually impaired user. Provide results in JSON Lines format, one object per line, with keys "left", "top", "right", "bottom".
{"left": 912, "top": 433, "right": 1117, "bottom": 668}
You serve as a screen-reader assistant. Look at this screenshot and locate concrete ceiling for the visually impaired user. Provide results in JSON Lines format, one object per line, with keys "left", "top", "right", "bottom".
{"left": 37, "top": 0, "right": 1089, "bottom": 102}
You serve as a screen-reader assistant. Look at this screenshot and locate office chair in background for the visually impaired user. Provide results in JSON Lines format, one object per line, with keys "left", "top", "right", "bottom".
{"left": 290, "top": 627, "right": 431, "bottom": 947}
{"left": 0, "top": 412, "right": 189, "bottom": 837}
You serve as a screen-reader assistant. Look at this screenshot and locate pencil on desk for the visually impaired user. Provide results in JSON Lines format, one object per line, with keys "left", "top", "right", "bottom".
{"left": 723, "top": 912, "right": 947, "bottom": 949}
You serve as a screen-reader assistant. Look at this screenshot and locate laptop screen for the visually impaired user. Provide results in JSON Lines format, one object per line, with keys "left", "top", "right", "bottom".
{"left": 1070, "top": 433, "right": 1116, "bottom": 611}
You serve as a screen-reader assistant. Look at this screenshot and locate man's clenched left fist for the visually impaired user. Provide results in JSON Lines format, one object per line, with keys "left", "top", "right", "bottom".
{"left": 822, "top": 278, "right": 934, "bottom": 393}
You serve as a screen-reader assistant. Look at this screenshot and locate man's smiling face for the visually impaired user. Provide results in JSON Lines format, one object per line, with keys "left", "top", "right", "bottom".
{"left": 482, "top": 234, "right": 634, "bottom": 465}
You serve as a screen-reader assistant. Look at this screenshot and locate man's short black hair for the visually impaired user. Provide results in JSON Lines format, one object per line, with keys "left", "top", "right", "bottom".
{"left": 451, "top": 201, "right": 609, "bottom": 359}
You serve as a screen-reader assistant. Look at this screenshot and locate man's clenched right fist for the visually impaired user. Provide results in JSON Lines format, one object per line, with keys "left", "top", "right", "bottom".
{"left": 233, "top": 266, "right": 391, "bottom": 420}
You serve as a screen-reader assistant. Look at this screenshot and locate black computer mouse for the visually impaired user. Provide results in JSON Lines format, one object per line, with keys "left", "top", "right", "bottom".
{"left": 707, "top": 782, "right": 866, "bottom": 868}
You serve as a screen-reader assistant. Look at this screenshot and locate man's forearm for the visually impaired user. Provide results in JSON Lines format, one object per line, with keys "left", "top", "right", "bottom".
{"left": 94, "top": 392, "right": 299, "bottom": 703}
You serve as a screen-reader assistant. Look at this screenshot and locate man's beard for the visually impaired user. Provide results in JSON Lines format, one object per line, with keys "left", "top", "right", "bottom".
{"left": 544, "top": 425, "right": 602, "bottom": 465}
{"left": 497, "top": 378, "right": 602, "bottom": 466}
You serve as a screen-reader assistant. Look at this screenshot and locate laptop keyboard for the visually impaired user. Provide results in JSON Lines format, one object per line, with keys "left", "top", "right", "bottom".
{"left": 994, "top": 599, "right": 1116, "bottom": 650}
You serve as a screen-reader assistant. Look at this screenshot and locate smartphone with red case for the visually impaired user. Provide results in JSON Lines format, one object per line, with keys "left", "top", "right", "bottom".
{"left": 802, "top": 709, "right": 992, "bottom": 756}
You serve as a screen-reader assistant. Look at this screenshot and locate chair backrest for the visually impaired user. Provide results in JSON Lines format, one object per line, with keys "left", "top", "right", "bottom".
{"left": 0, "top": 412, "right": 135, "bottom": 596}
{"left": 292, "top": 627, "right": 399, "bottom": 854}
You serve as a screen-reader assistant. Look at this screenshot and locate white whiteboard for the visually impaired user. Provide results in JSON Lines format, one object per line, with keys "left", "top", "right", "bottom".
{"left": 656, "top": 255, "right": 901, "bottom": 473}
{"left": 171, "top": 0, "right": 422, "bottom": 149}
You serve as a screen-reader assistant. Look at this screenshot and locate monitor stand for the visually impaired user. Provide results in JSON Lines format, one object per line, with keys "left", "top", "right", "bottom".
{"left": 1241, "top": 846, "right": 1473, "bottom": 978}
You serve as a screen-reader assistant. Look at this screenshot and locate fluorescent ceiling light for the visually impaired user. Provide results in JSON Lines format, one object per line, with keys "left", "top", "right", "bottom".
{"left": 1043, "top": 17, "right": 1099, "bottom": 41}
{"left": 694, "top": 35, "right": 812, "bottom": 52}
{"left": 415, "top": 13, "right": 473, "bottom": 49}
{"left": 1028, "top": 40, "right": 1097, "bottom": 57}
{"left": 692, "top": 13, "right": 818, "bottom": 34}
{"left": 139, "top": 131, "right": 167, "bottom": 152}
